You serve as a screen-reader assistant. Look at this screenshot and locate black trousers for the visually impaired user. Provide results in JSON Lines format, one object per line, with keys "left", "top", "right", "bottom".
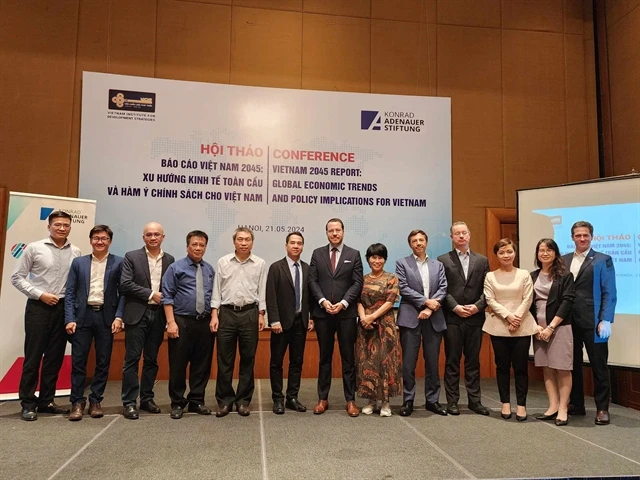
{"left": 121, "top": 307, "right": 166, "bottom": 406}
{"left": 19, "top": 299, "right": 68, "bottom": 409}
{"left": 444, "top": 322, "right": 483, "bottom": 405}
{"left": 399, "top": 320, "right": 443, "bottom": 404}
{"left": 269, "top": 314, "right": 307, "bottom": 401}
{"left": 168, "top": 315, "right": 215, "bottom": 407}
{"left": 215, "top": 306, "right": 259, "bottom": 407}
{"left": 70, "top": 309, "right": 114, "bottom": 404}
{"left": 571, "top": 325, "right": 610, "bottom": 411}
{"left": 490, "top": 335, "right": 530, "bottom": 406}
{"left": 315, "top": 316, "right": 357, "bottom": 402}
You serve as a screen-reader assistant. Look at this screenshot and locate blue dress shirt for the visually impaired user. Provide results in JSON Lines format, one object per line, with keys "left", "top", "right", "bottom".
{"left": 162, "top": 256, "right": 215, "bottom": 316}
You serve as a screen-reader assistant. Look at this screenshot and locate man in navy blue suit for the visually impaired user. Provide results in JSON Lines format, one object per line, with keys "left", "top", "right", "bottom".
{"left": 65, "top": 225, "right": 125, "bottom": 421}
{"left": 563, "top": 221, "right": 617, "bottom": 425}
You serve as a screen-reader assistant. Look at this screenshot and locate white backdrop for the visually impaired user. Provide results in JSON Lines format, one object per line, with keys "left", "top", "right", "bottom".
{"left": 0, "top": 192, "right": 96, "bottom": 400}
{"left": 80, "top": 72, "right": 452, "bottom": 271}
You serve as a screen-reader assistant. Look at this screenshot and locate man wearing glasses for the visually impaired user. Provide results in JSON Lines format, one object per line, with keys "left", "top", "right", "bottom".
{"left": 11, "top": 211, "right": 82, "bottom": 421}
{"left": 120, "top": 222, "right": 175, "bottom": 419}
{"left": 64, "top": 225, "right": 125, "bottom": 420}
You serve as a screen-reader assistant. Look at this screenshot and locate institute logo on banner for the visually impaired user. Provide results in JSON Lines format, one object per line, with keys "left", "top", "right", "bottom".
{"left": 360, "top": 109, "right": 426, "bottom": 133}
{"left": 40, "top": 207, "right": 54, "bottom": 220}
{"left": 10, "top": 243, "right": 27, "bottom": 259}
{"left": 107, "top": 89, "right": 156, "bottom": 122}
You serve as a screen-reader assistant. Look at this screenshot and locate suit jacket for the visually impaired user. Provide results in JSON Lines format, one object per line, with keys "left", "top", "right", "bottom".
{"left": 562, "top": 249, "right": 616, "bottom": 343}
{"left": 64, "top": 253, "right": 125, "bottom": 328}
{"left": 266, "top": 257, "right": 310, "bottom": 330}
{"left": 437, "top": 250, "right": 489, "bottom": 327}
{"left": 120, "top": 247, "right": 175, "bottom": 325}
{"left": 309, "top": 244, "right": 363, "bottom": 319}
{"left": 396, "top": 255, "right": 448, "bottom": 331}
{"left": 530, "top": 270, "right": 575, "bottom": 326}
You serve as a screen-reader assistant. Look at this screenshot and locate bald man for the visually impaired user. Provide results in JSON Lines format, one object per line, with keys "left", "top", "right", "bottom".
{"left": 120, "top": 223, "right": 175, "bottom": 420}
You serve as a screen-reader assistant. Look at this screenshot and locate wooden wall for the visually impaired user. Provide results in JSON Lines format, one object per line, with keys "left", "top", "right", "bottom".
{"left": 0, "top": 0, "right": 600, "bottom": 256}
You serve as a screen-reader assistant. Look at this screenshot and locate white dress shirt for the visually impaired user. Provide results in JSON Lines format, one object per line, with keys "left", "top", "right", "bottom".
{"left": 146, "top": 247, "right": 164, "bottom": 304}
{"left": 570, "top": 250, "right": 588, "bottom": 279}
{"left": 211, "top": 253, "right": 267, "bottom": 311}
{"left": 414, "top": 254, "right": 430, "bottom": 299}
{"left": 11, "top": 237, "right": 81, "bottom": 299}
{"left": 87, "top": 254, "right": 108, "bottom": 305}
{"left": 456, "top": 249, "right": 470, "bottom": 279}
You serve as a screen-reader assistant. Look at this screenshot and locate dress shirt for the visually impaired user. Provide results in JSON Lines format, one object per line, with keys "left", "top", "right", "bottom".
{"left": 211, "top": 253, "right": 267, "bottom": 311}
{"left": 87, "top": 254, "right": 108, "bottom": 305}
{"left": 414, "top": 254, "right": 430, "bottom": 299}
{"left": 162, "top": 256, "right": 215, "bottom": 316}
{"left": 319, "top": 244, "right": 350, "bottom": 309}
{"left": 146, "top": 247, "right": 164, "bottom": 304}
{"left": 11, "top": 237, "right": 81, "bottom": 299}
{"left": 570, "top": 250, "right": 588, "bottom": 279}
{"left": 456, "top": 249, "right": 470, "bottom": 279}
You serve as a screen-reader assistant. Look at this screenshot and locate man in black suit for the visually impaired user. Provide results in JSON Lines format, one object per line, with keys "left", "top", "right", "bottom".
{"left": 437, "top": 222, "right": 490, "bottom": 416}
{"left": 119, "top": 222, "right": 175, "bottom": 420}
{"left": 309, "top": 218, "right": 363, "bottom": 417}
{"left": 266, "top": 232, "right": 314, "bottom": 414}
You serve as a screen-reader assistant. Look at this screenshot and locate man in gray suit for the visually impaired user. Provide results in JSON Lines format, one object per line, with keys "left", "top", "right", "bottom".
{"left": 437, "top": 222, "right": 490, "bottom": 416}
{"left": 119, "top": 222, "right": 175, "bottom": 420}
{"left": 396, "top": 229, "right": 448, "bottom": 416}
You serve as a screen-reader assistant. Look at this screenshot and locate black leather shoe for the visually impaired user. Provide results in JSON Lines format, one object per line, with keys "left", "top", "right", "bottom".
{"left": 555, "top": 418, "right": 568, "bottom": 426}
{"left": 516, "top": 414, "right": 528, "bottom": 422}
{"left": 535, "top": 411, "right": 558, "bottom": 421}
{"left": 170, "top": 405, "right": 183, "bottom": 419}
{"left": 595, "top": 410, "right": 610, "bottom": 425}
{"left": 285, "top": 397, "right": 307, "bottom": 412}
{"left": 216, "top": 404, "right": 231, "bottom": 418}
{"left": 39, "top": 402, "right": 70, "bottom": 414}
{"left": 425, "top": 402, "right": 448, "bottom": 416}
{"left": 446, "top": 402, "right": 460, "bottom": 415}
{"left": 21, "top": 407, "right": 38, "bottom": 421}
{"left": 468, "top": 403, "right": 490, "bottom": 416}
{"left": 140, "top": 400, "right": 161, "bottom": 414}
{"left": 273, "top": 399, "right": 285, "bottom": 415}
{"left": 188, "top": 403, "right": 211, "bottom": 415}
{"left": 237, "top": 404, "right": 250, "bottom": 417}
{"left": 123, "top": 404, "right": 139, "bottom": 420}
{"left": 399, "top": 400, "right": 413, "bottom": 417}
{"left": 568, "top": 404, "right": 586, "bottom": 416}
{"left": 501, "top": 412, "right": 512, "bottom": 420}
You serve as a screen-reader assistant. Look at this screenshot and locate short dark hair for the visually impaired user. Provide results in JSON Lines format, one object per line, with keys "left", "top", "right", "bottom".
{"left": 187, "top": 230, "right": 208, "bottom": 245}
{"left": 366, "top": 243, "right": 388, "bottom": 261}
{"left": 233, "top": 227, "right": 254, "bottom": 241}
{"left": 325, "top": 218, "right": 344, "bottom": 231}
{"left": 89, "top": 225, "right": 113, "bottom": 240}
{"left": 571, "top": 221, "right": 593, "bottom": 236}
{"left": 493, "top": 238, "right": 516, "bottom": 255}
{"left": 407, "top": 229, "right": 428, "bottom": 244}
{"left": 48, "top": 211, "right": 72, "bottom": 225}
{"left": 286, "top": 231, "right": 304, "bottom": 243}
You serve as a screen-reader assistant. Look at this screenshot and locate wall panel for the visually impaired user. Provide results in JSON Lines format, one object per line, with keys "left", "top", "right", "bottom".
{"left": 565, "top": 34, "right": 590, "bottom": 182}
{"left": 436, "top": 0, "right": 501, "bottom": 28}
{"left": 605, "top": 0, "right": 640, "bottom": 28}
{"left": 109, "top": 0, "right": 157, "bottom": 77}
{"left": 303, "top": 0, "right": 370, "bottom": 18}
{"left": 233, "top": 0, "right": 301, "bottom": 11}
{"left": 502, "top": 0, "right": 563, "bottom": 33}
{"left": 372, "top": 0, "right": 426, "bottom": 22}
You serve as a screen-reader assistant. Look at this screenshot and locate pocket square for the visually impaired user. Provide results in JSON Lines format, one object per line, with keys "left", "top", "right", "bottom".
{"left": 343, "top": 260, "right": 352, "bottom": 263}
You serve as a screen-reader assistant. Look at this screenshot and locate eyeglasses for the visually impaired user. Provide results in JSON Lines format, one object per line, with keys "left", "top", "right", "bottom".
{"left": 51, "top": 223, "right": 71, "bottom": 229}
{"left": 91, "top": 236, "right": 111, "bottom": 243}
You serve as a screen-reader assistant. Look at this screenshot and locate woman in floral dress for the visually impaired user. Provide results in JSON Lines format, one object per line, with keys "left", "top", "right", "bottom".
{"left": 356, "top": 243, "right": 402, "bottom": 417}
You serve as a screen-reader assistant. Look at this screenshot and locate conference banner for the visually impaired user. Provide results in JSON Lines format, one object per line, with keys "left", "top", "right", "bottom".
{"left": 0, "top": 192, "right": 96, "bottom": 400}
{"left": 79, "top": 72, "right": 451, "bottom": 272}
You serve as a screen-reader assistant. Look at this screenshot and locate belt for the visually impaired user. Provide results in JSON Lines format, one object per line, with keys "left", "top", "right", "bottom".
{"left": 89, "top": 305, "right": 103, "bottom": 312}
{"left": 221, "top": 303, "right": 257, "bottom": 312}
{"left": 146, "top": 304, "right": 162, "bottom": 311}
{"left": 182, "top": 313, "right": 210, "bottom": 321}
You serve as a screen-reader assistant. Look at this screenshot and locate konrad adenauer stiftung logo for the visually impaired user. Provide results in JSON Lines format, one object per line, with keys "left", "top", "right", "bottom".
{"left": 361, "top": 110, "right": 425, "bottom": 133}
{"left": 11, "top": 243, "right": 27, "bottom": 259}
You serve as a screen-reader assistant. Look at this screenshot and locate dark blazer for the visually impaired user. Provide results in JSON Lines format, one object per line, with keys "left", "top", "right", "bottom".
{"left": 437, "top": 250, "right": 489, "bottom": 327}
{"left": 266, "top": 257, "right": 310, "bottom": 330}
{"left": 64, "top": 253, "right": 125, "bottom": 328}
{"left": 561, "top": 249, "right": 616, "bottom": 343}
{"left": 396, "top": 255, "right": 448, "bottom": 331}
{"left": 120, "top": 247, "right": 175, "bottom": 325}
{"left": 530, "top": 270, "right": 575, "bottom": 326}
{"left": 309, "top": 244, "right": 363, "bottom": 319}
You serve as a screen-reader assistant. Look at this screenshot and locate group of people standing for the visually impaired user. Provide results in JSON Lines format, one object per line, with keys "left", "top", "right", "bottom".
{"left": 10, "top": 212, "right": 616, "bottom": 427}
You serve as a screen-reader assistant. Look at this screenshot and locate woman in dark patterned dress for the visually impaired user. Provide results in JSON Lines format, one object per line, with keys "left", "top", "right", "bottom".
{"left": 356, "top": 243, "right": 402, "bottom": 417}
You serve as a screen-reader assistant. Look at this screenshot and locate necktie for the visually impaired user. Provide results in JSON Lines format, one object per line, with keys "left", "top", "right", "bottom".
{"left": 196, "top": 263, "right": 205, "bottom": 314}
{"left": 294, "top": 262, "right": 301, "bottom": 313}
{"left": 331, "top": 247, "right": 337, "bottom": 273}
